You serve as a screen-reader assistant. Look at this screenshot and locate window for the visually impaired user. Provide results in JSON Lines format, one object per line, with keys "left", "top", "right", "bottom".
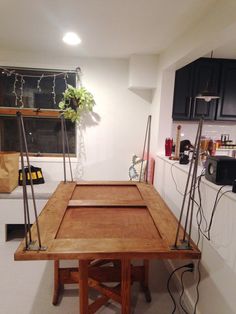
{"left": 0, "top": 67, "right": 76, "bottom": 155}
{"left": 0, "top": 116, "right": 75, "bottom": 155}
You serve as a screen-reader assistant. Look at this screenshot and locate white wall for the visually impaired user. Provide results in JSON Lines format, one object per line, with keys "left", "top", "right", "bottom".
{"left": 128, "top": 54, "right": 158, "bottom": 89}
{"left": 155, "top": 155, "right": 236, "bottom": 314}
{"left": 150, "top": 1, "right": 236, "bottom": 313}
{"left": 0, "top": 52, "right": 150, "bottom": 180}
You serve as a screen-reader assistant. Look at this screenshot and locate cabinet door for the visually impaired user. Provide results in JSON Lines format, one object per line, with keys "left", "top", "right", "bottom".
{"left": 217, "top": 60, "right": 236, "bottom": 120}
{"left": 172, "top": 63, "right": 193, "bottom": 120}
{"left": 191, "top": 58, "right": 220, "bottom": 120}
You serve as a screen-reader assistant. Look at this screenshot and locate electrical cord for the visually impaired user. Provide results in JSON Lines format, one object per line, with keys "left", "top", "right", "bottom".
{"left": 196, "top": 171, "right": 208, "bottom": 231}
{"left": 170, "top": 162, "right": 186, "bottom": 196}
{"left": 193, "top": 259, "right": 201, "bottom": 314}
{"left": 206, "top": 188, "right": 231, "bottom": 240}
{"left": 179, "top": 269, "right": 192, "bottom": 314}
{"left": 196, "top": 185, "right": 231, "bottom": 241}
{"left": 193, "top": 216, "right": 202, "bottom": 314}
{"left": 193, "top": 183, "right": 231, "bottom": 313}
{"left": 170, "top": 162, "right": 203, "bottom": 197}
{"left": 167, "top": 264, "right": 193, "bottom": 314}
{"left": 169, "top": 163, "right": 203, "bottom": 314}
{"left": 170, "top": 159, "right": 232, "bottom": 313}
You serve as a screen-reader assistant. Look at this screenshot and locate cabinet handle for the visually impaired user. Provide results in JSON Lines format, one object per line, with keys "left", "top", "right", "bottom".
{"left": 188, "top": 97, "right": 192, "bottom": 118}
{"left": 192, "top": 97, "right": 197, "bottom": 117}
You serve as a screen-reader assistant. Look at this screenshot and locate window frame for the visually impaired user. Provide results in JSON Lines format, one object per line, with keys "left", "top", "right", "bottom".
{"left": 0, "top": 66, "right": 77, "bottom": 157}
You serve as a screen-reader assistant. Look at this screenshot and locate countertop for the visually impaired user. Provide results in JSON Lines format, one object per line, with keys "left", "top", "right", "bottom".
{"left": 156, "top": 154, "right": 236, "bottom": 202}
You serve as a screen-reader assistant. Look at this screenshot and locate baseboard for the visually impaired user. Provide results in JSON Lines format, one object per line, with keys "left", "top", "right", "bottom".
{"left": 164, "top": 260, "right": 201, "bottom": 314}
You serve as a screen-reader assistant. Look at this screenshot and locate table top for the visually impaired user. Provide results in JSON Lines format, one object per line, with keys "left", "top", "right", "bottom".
{"left": 14, "top": 181, "right": 201, "bottom": 261}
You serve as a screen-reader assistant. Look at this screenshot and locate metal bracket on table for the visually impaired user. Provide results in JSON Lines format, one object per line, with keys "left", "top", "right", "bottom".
{"left": 23, "top": 241, "right": 47, "bottom": 252}
{"left": 170, "top": 243, "right": 193, "bottom": 251}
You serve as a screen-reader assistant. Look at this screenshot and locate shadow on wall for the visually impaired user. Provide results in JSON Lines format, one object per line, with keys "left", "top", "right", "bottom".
{"left": 74, "top": 111, "right": 101, "bottom": 180}
{"left": 80, "top": 111, "right": 101, "bottom": 130}
{"left": 129, "top": 87, "right": 154, "bottom": 103}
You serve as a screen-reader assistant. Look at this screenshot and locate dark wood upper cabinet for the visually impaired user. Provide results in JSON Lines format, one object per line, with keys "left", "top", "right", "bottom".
{"left": 172, "top": 63, "right": 193, "bottom": 120}
{"left": 217, "top": 60, "right": 236, "bottom": 120}
{"left": 191, "top": 58, "right": 220, "bottom": 120}
{"left": 172, "top": 58, "right": 220, "bottom": 121}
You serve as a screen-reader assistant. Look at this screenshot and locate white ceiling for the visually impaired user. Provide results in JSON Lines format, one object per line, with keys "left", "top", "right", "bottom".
{"left": 0, "top": 0, "right": 217, "bottom": 58}
{"left": 213, "top": 42, "right": 236, "bottom": 60}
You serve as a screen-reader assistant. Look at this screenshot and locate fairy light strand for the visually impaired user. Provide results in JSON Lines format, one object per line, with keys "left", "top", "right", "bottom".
{"left": 0, "top": 66, "right": 81, "bottom": 108}
{"left": 76, "top": 67, "right": 82, "bottom": 87}
{"left": 37, "top": 74, "right": 44, "bottom": 92}
{"left": 19, "top": 75, "right": 25, "bottom": 107}
{"left": 64, "top": 72, "right": 68, "bottom": 89}
{"left": 52, "top": 74, "right": 56, "bottom": 105}
{"left": 0, "top": 67, "right": 70, "bottom": 78}
{"left": 12, "top": 74, "right": 19, "bottom": 106}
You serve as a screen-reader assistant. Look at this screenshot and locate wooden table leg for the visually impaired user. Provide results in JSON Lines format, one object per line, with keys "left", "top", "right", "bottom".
{"left": 142, "top": 259, "right": 151, "bottom": 302}
{"left": 52, "top": 260, "right": 61, "bottom": 305}
{"left": 121, "top": 259, "right": 131, "bottom": 314}
{"left": 79, "top": 260, "right": 89, "bottom": 314}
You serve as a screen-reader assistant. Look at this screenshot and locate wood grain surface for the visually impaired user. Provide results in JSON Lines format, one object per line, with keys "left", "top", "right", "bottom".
{"left": 14, "top": 181, "right": 201, "bottom": 261}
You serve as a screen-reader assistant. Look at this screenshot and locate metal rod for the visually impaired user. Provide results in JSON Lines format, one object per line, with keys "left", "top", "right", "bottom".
{"left": 173, "top": 157, "right": 194, "bottom": 247}
{"left": 140, "top": 115, "right": 151, "bottom": 183}
{"left": 19, "top": 112, "right": 42, "bottom": 248}
{"left": 181, "top": 121, "right": 202, "bottom": 242}
{"left": 17, "top": 113, "right": 29, "bottom": 248}
{"left": 63, "top": 116, "right": 73, "bottom": 182}
{"left": 173, "top": 119, "right": 201, "bottom": 247}
{"left": 23, "top": 185, "right": 32, "bottom": 243}
{"left": 61, "top": 114, "right": 67, "bottom": 182}
{"left": 145, "top": 115, "right": 152, "bottom": 183}
{"left": 187, "top": 118, "right": 203, "bottom": 246}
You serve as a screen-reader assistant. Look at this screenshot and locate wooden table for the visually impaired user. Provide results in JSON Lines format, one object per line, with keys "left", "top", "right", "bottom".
{"left": 15, "top": 181, "right": 201, "bottom": 314}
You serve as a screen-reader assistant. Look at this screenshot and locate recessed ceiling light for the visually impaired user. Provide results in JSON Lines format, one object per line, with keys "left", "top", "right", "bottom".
{"left": 62, "top": 32, "right": 81, "bottom": 46}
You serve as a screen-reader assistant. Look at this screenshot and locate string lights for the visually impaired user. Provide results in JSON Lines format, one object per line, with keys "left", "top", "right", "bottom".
{"left": 52, "top": 74, "right": 56, "bottom": 105}
{"left": 19, "top": 75, "right": 25, "bottom": 107}
{"left": 76, "top": 66, "right": 82, "bottom": 87}
{"left": 37, "top": 74, "right": 44, "bottom": 92}
{"left": 64, "top": 72, "right": 68, "bottom": 90}
{"left": 0, "top": 66, "right": 79, "bottom": 108}
{"left": 12, "top": 74, "right": 19, "bottom": 106}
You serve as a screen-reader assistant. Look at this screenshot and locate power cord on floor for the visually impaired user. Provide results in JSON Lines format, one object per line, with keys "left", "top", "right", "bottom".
{"left": 179, "top": 269, "right": 193, "bottom": 314}
{"left": 170, "top": 158, "right": 233, "bottom": 313}
{"left": 193, "top": 184, "right": 231, "bottom": 313}
{"left": 167, "top": 263, "right": 194, "bottom": 314}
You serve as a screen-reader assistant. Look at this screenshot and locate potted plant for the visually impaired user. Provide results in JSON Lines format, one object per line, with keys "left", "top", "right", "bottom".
{"left": 59, "top": 85, "right": 95, "bottom": 122}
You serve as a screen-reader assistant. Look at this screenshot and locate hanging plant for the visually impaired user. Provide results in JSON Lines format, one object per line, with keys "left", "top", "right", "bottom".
{"left": 58, "top": 85, "right": 95, "bottom": 122}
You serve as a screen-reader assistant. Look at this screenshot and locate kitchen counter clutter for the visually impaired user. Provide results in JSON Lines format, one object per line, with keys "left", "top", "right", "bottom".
{"left": 155, "top": 154, "right": 236, "bottom": 271}
{"left": 0, "top": 181, "right": 59, "bottom": 242}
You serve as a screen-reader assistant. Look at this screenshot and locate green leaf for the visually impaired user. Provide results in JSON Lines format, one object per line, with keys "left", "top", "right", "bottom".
{"left": 57, "top": 84, "right": 95, "bottom": 122}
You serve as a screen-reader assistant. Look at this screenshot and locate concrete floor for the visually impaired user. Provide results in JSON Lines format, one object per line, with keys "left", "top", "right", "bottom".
{"left": 0, "top": 240, "right": 182, "bottom": 314}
